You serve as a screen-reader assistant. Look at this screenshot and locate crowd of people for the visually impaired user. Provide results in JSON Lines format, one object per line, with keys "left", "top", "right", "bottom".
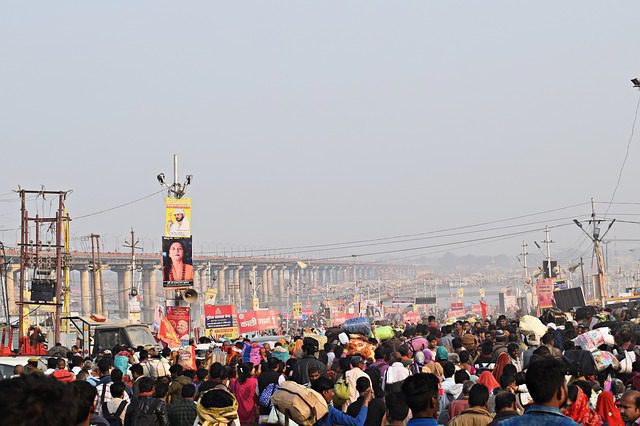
{"left": 2, "top": 308, "right": 640, "bottom": 426}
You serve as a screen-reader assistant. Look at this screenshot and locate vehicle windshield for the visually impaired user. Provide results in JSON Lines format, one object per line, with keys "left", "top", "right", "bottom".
{"left": 125, "top": 326, "right": 157, "bottom": 348}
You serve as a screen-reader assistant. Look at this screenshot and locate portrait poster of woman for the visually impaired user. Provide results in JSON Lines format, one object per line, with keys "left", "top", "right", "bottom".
{"left": 162, "top": 237, "right": 194, "bottom": 286}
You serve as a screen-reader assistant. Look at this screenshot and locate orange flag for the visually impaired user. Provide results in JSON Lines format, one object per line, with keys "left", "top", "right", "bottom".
{"left": 158, "top": 316, "right": 182, "bottom": 349}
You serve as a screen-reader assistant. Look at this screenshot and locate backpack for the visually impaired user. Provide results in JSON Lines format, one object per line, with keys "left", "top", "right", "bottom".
{"left": 127, "top": 398, "right": 161, "bottom": 426}
{"left": 259, "top": 382, "right": 279, "bottom": 408}
{"left": 271, "top": 381, "right": 328, "bottom": 426}
{"left": 102, "top": 400, "right": 127, "bottom": 426}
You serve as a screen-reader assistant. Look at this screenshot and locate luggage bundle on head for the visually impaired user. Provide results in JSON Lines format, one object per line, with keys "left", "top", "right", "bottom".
{"left": 303, "top": 334, "right": 327, "bottom": 349}
{"left": 572, "top": 327, "right": 615, "bottom": 352}
{"left": 592, "top": 350, "right": 619, "bottom": 372}
{"left": 325, "top": 326, "right": 345, "bottom": 344}
{"left": 374, "top": 325, "right": 394, "bottom": 342}
{"left": 519, "top": 315, "right": 548, "bottom": 340}
{"left": 343, "top": 317, "right": 371, "bottom": 336}
{"left": 345, "top": 336, "right": 376, "bottom": 361}
{"left": 271, "top": 380, "right": 328, "bottom": 426}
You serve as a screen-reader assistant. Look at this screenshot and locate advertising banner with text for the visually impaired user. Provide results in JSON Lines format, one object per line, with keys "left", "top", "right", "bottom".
{"left": 204, "top": 304, "right": 235, "bottom": 329}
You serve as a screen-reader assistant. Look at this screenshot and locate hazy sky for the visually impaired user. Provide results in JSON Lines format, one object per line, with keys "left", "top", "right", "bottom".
{"left": 2, "top": 2, "right": 640, "bottom": 264}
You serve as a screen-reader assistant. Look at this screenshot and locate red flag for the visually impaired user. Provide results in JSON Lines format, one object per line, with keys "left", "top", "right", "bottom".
{"left": 480, "top": 300, "right": 487, "bottom": 320}
{"left": 158, "top": 316, "right": 181, "bottom": 349}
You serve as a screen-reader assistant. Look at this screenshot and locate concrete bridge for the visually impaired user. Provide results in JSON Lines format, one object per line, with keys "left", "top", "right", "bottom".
{"left": 3, "top": 248, "right": 416, "bottom": 323}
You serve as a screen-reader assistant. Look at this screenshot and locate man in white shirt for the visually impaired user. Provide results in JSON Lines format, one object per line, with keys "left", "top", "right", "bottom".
{"left": 345, "top": 356, "right": 370, "bottom": 407}
{"left": 441, "top": 361, "right": 463, "bottom": 400}
{"left": 383, "top": 352, "right": 410, "bottom": 389}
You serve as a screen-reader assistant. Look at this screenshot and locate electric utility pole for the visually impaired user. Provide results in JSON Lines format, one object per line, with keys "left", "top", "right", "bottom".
{"left": 573, "top": 198, "right": 615, "bottom": 307}
{"left": 543, "top": 225, "right": 553, "bottom": 279}
{"left": 90, "top": 234, "right": 103, "bottom": 315}
{"left": 123, "top": 228, "right": 143, "bottom": 311}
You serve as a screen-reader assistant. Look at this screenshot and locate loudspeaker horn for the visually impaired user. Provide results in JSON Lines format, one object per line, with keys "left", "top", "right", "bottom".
{"left": 182, "top": 289, "right": 198, "bottom": 304}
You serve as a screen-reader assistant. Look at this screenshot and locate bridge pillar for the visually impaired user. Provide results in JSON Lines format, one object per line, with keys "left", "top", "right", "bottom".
{"left": 115, "top": 268, "right": 131, "bottom": 319}
{"left": 5, "top": 264, "right": 19, "bottom": 315}
{"left": 232, "top": 266, "right": 242, "bottom": 310}
{"left": 80, "top": 267, "right": 92, "bottom": 316}
{"left": 217, "top": 266, "right": 227, "bottom": 303}
{"left": 266, "top": 266, "right": 274, "bottom": 303}
{"left": 260, "top": 266, "right": 269, "bottom": 302}
{"left": 142, "top": 266, "right": 159, "bottom": 324}
{"left": 278, "top": 266, "right": 286, "bottom": 300}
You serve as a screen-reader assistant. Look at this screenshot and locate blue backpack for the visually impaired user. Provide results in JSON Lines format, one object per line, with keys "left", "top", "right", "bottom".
{"left": 259, "top": 383, "right": 279, "bottom": 408}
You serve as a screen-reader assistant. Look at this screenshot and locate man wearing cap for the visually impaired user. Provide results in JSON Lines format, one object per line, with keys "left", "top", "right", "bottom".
{"left": 462, "top": 334, "right": 479, "bottom": 363}
{"left": 491, "top": 330, "right": 509, "bottom": 362}
{"left": 292, "top": 340, "right": 326, "bottom": 385}
{"left": 345, "top": 356, "right": 370, "bottom": 407}
{"left": 522, "top": 334, "right": 540, "bottom": 370}
{"left": 167, "top": 209, "right": 190, "bottom": 236}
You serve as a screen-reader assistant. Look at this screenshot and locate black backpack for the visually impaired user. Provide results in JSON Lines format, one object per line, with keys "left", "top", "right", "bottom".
{"left": 102, "top": 400, "right": 127, "bottom": 426}
{"left": 126, "top": 398, "right": 161, "bottom": 426}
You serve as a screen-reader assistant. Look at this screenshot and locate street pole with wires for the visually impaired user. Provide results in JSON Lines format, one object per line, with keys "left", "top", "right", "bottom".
{"left": 573, "top": 198, "right": 615, "bottom": 307}
{"left": 123, "top": 228, "right": 143, "bottom": 320}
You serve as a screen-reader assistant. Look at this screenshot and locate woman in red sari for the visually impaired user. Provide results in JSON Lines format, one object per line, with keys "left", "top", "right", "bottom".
{"left": 478, "top": 371, "right": 500, "bottom": 393}
{"left": 595, "top": 390, "right": 624, "bottom": 426}
{"left": 563, "top": 385, "right": 603, "bottom": 426}
{"left": 231, "top": 362, "right": 258, "bottom": 426}
{"left": 492, "top": 352, "right": 511, "bottom": 382}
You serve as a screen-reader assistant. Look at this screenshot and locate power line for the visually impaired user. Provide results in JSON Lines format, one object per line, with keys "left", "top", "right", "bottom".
{"left": 259, "top": 215, "right": 587, "bottom": 257}
{"left": 74, "top": 189, "right": 165, "bottom": 220}
{"left": 305, "top": 222, "right": 574, "bottom": 261}
{"left": 200, "top": 201, "right": 590, "bottom": 255}
{"left": 604, "top": 93, "right": 640, "bottom": 218}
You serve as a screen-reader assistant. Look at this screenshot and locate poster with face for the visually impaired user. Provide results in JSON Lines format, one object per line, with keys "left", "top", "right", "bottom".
{"left": 165, "top": 197, "right": 192, "bottom": 237}
{"left": 166, "top": 306, "right": 191, "bottom": 342}
{"left": 162, "top": 236, "right": 194, "bottom": 288}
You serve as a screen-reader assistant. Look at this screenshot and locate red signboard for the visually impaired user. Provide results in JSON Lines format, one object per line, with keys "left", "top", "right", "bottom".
{"left": 166, "top": 306, "right": 191, "bottom": 341}
{"left": 237, "top": 311, "right": 259, "bottom": 334}
{"left": 237, "top": 309, "right": 281, "bottom": 334}
{"left": 403, "top": 312, "right": 421, "bottom": 324}
{"left": 450, "top": 303, "right": 464, "bottom": 310}
{"left": 256, "top": 309, "right": 280, "bottom": 331}
{"left": 204, "top": 304, "right": 236, "bottom": 329}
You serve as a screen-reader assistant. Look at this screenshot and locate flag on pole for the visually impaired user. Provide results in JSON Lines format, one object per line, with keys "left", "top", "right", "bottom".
{"left": 480, "top": 300, "right": 487, "bottom": 320}
{"left": 158, "top": 316, "right": 182, "bottom": 349}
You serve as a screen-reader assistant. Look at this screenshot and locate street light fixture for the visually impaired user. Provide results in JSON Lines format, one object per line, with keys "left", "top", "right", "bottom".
{"left": 157, "top": 155, "right": 192, "bottom": 199}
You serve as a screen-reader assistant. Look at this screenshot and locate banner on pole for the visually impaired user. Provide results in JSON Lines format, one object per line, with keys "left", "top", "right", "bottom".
{"left": 162, "top": 237, "right": 194, "bottom": 288}
{"left": 166, "top": 306, "right": 191, "bottom": 342}
{"left": 165, "top": 197, "right": 192, "bottom": 237}
{"left": 292, "top": 302, "right": 303, "bottom": 320}
{"left": 205, "top": 289, "right": 218, "bottom": 306}
{"left": 537, "top": 278, "right": 554, "bottom": 309}
{"left": 158, "top": 316, "right": 182, "bottom": 349}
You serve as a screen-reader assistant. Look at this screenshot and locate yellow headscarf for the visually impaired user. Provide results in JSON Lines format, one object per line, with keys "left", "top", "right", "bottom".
{"left": 196, "top": 389, "right": 239, "bottom": 426}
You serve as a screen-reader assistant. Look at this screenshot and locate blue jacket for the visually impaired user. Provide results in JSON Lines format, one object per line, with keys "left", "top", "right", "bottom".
{"left": 407, "top": 419, "right": 438, "bottom": 426}
{"left": 499, "top": 405, "right": 578, "bottom": 426}
{"left": 315, "top": 405, "right": 368, "bottom": 426}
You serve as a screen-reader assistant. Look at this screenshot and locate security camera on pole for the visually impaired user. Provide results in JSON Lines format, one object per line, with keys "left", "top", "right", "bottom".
{"left": 158, "top": 155, "right": 195, "bottom": 346}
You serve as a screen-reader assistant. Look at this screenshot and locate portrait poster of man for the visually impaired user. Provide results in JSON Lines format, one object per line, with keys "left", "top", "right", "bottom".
{"left": 165, "top": 197, "right": 192, "bottom": 237}
{"left": 162, "top": 236, "right": 194, "bottom": 287}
